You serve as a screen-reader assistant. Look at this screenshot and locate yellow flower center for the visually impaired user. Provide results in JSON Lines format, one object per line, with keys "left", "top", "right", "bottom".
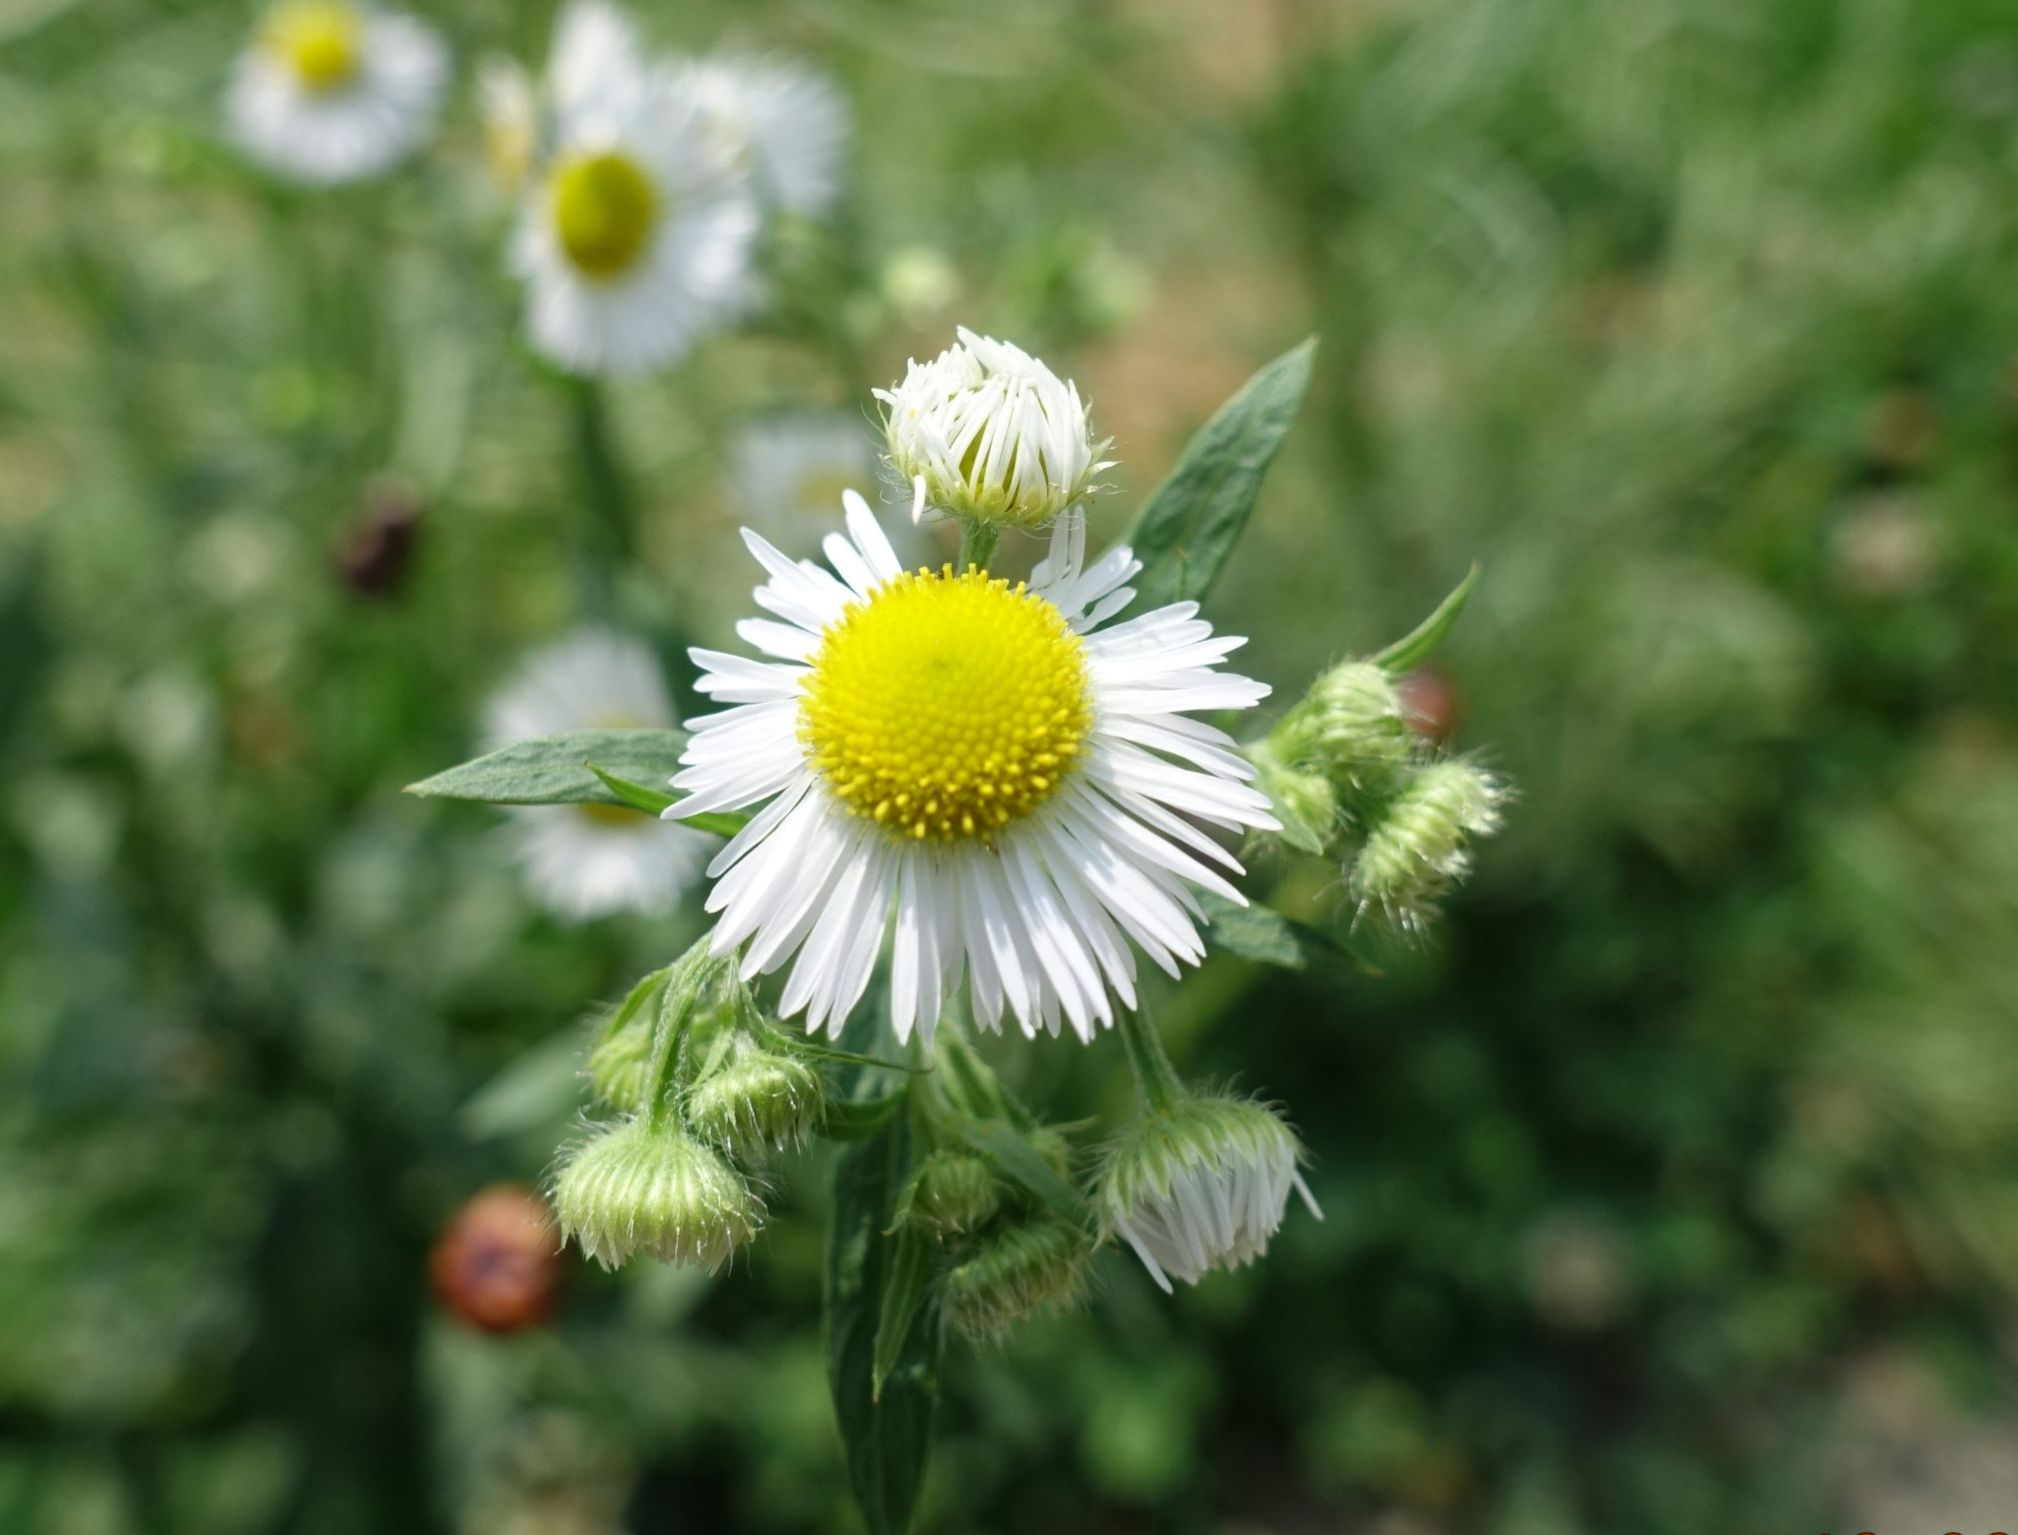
{"left": 800, "top": 566, "right": 1092, "bottom": 844}
{"left": 575, "top": 800, "right": 645, "bottom": 830}
{"left": 263, "top": 0, "right": 363, "bottom": 93}
{"left": 549, "top": 151, "right": 659, "bottom": 281}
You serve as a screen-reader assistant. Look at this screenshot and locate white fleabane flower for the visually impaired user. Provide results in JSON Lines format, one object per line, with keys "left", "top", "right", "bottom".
{"left": 668, "top": 55, "right": 850, "bottom": 217}
{"left": 482, "top": 628, "right": 711, "bottom": 921}
{"left": 512, "top": 0, "right": 759, "bottom": 376}
{"left": 228, "top": 0, "right": 446, "bottom": 185}
{"left": 1100, "top": 1095, "right": 1320, "bottom": 1292}
{"left": 876, "top": 328, "right": 1113, "bottom": 529}
{"left": 669, "top": 496, "right": 1280, "bottom": 1044}
{"left": 730, "top": 413, "right": 879, "bottom": 547}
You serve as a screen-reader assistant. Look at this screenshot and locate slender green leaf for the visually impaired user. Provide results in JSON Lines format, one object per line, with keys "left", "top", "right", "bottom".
{"left": 405, "top": 728, "right": 685, "bottom": 806}
{"left": 954, "top": 1119, "right": 1090, "bottom": 1229}
{"left": 821, "top": 1093, "right": 906, "bottom": 1141}
{"left": 587, "top": 763, "right": 750, "bottom": 838}
{"left": 872, "top": 1227, "right": 937, "bottom": 1402}
{"left": 1124, "top": 338, "right": 1317, "bottom": 611}
{"left": 1372, "top": 563, "right": 1482, "bottom": 674}
{"left": 826, "top": 1104, "right": 942, "bottom": 1535}
{"left": 1199, "top": 891, "right": 1370, "bottom": 974}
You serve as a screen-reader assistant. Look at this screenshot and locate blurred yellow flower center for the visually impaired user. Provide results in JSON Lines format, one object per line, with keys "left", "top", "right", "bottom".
{"left": 800, "top": 566, "right": 1091, "bottom": 843}
{"left": 575, "top": 800, "right": 644, "bottom": 829}
{"left": 550, "top": 151, "right": 659, "bottom": 280}
{"left": 263, "top": 0, "right": 363, "bottom": 93}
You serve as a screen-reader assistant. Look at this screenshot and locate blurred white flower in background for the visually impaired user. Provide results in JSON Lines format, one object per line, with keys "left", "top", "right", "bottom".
{"left": 228, "top": 0, "right": 447, "bottom": 185}
{"left": 729, "top": 412, "right": 877, "bottom": 547}
{"left": 511, "top": 0, "right": 759, "bottom": 375}
{"left": 667, "top": 55, "right": 851, "bottom": 217}
{"left": 481, "top": 628, "right": 711, "bottom": 921}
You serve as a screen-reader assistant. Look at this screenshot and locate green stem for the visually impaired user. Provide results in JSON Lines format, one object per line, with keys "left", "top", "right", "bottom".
{"left": 956, "top": 519, "right": 1000, "bottom": 572}
{"left": 568, "top": 376, "right": 639, "bottom": 569}
{"left": 1116, "top": 1007, "right": 1185, "bottom": 1114}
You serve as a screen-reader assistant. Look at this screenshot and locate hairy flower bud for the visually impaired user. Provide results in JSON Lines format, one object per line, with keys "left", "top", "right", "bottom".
{"left": 875, "top": 327, "right": 1111, "bottom": 528}
{"left": 686, "top": 1039, "right": 825, "bottom": 1154}
{"left": 1272, "top": 660, "right": 1413, "bottom": 782}
{"left": 943, "top": 1215, "right": 1092, "bottom": 1339}
{"left": 1099, "top": 1093, "right": 1318, "bottom": 1293}
{"left": 901, "top": 1149, "right": 1000, "bottom": 1240}
{"left": 586, "top": 1016, "right": 653, "bottom": 1114}
{"left": 1349, "top": 758, "right": 1506, "bottom": 930}
{"left": 552, "top": 1120, "right": 762, "bottom": 1272}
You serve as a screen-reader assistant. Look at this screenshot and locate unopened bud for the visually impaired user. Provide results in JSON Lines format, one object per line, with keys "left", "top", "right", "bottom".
{"left": 901, "top": 1149, "right": 1000, "bottom": 1240}
{"left": 1099, "top": 1093, "right": 1317, "bottom": 1293}
{"left": 552, "top": 1120, "right": 762, "bottom": 1272}
{"left": 1272, "top": 660, "right": 1412, "bottom": 783}
{"left": 1350, "top": 758, "right": 1506, "bottom": 931}
{"left": 586, "top": 1016, "right": 653, "bottom": 1114}
{"left": 686, "top": 1038, "right": 824, "bottom": 1154}
{"left": 943, "top": 1215, "right": 1092, "bottom": 1339}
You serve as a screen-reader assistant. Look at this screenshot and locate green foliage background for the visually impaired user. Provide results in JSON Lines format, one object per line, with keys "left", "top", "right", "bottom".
{"left": 5, "top": 0, "right": 2018, "bottom": 1530}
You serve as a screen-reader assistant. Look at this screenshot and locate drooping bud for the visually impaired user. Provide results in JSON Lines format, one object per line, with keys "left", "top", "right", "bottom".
{"left": 551, "top": 1119, "right": 762, "bottom": 1272}
{"left": 942, "top": 1215, "right": 1092, "bottom": 1339}
{"left": 429, "top": 1183, "right": 563, "bottom": 1334}
{"left": 1099, "top": 1093, "right": 1317, "bottom": 1293}
{"left": 686, "top": 1036, "right": 825, "bottom": 1154}
{"left": 875, "top": 327, "right": 1111, "bottom": 529}
{"left": 1349, "top": 758, "right": 1506, "bottom": 931}
{"left": 1245, "top": 742, "right": 1340, "bottom": 856}
{"left": 586, "top": 1013, "right": 653, "bottom": 1114}
{"left": 900, "top": 1149, "right": 1000, "bottom": 1240}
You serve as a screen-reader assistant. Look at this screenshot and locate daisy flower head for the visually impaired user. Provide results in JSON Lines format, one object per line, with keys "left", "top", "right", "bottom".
{"left": 228, "top": 0, "right": 447, "bottom": 185}
{"left": 670, "top": 496, "right": 1280, "bottom": 1045}
{"left": 876, "top": 328, "right": 1113, "bottom": 530}
{"left": 512, "top": 0, "right": 760, "bottom": 376}
{"left": 482, "top": 628, "right": 712, "bottom": 921}
{"left": 666, "top": 54, "right": 851, "bottom": 218}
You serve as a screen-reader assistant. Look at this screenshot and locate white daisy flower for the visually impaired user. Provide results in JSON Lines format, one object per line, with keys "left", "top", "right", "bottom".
{"left": 1099, "top": 1094, "right": 1319, "bottom": 1293}
{"left": 669, "top": 496, "right": 1280, "bottom": 1044}
{"left": 667, "top": 54, "right": 850, "bottom": 217}
{"left": 227, "top": 0, "right": 447, "bottom": 186}
{"left": 482, "top": 628, "right": 711, "bottom": 922}
{"left": 512, "top": 0, "right": 760, "bottom": 376}
{"left": 477, "top": 55, "right": 537, "bottom": 194}
{"left": 876, "top": 328, "right": 1113, "bottom": 529}
{"left": 729, "top": 412, "right": 879, "bottom": 548}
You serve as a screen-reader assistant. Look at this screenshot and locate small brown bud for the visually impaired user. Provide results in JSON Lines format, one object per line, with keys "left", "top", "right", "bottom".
{"left": 430, "top": 1183, "right": 562, "bottom": 1334}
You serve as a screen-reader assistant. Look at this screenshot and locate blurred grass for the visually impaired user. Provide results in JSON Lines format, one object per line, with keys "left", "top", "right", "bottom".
{"left": 6, "top": 0, "right": 2018, "bottom": 1531}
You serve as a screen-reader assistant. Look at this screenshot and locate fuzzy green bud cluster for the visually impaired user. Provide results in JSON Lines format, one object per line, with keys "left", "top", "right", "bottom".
{"left": 551, "top": 1119, "right": 763, "bottom": 1272}
{"left": 901, "top": 1149, "right": 1001, "bottom": 1240}
{"left": 943, "top": 1215, "right": 1092, "bottom": 1339}
{"left": 687, "top": 1036, "right": 825, "bottom": 1155}
{"left": 1098, "top": 1091, "right": 1317, "bottom": 1293}
{"left": 1349, "top": 758, "right": 1506, "bottom": 931}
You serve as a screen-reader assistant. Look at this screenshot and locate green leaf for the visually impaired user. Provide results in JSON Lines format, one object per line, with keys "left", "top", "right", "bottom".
{"left": 872, "top": 1227, "right": 937, "bottom": 1402}
{"left": 1124, "top": 337, "right": 1317, "bottom": 611}
{"left": 1198, "top": 891, "right": 1367, "bottom": 974}
{"left": 821, "top": 1093, "right": 906, "bottom": 1141}
{"left": 587, "top": 763, "right": 750, "bottom": 838}
{"left": 954, "top": 1119, "right": 1090, "bottom": 1230}
{"left": 1372, "top": 562, "right": 1482, "bottom": 674}
{"left": 826, "top": 1103, "right": 942, "bottom": 1535}
{"left": 405, "top": 728, "right": 686, "bottom": 806}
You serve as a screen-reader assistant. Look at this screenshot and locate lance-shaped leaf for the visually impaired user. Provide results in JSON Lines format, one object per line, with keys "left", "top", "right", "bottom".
{"left": 406, "top": 728, "right": 686, "bottom": 806}
{"left": 1372, "top": 563, "right": 1482, "bottom": 675}
{"left": 1124, "top": 338, "right": 1317, "bottom": 611}
{"left": 1199, "top": 891, "right": 1370, "bottom": 974}
{"left": 826, "top": 1103, "right": 942, "bottom": 1535}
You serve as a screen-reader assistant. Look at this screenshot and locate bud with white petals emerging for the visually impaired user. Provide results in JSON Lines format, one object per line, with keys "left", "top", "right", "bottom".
{"left": 686, "top": 1036, "right": 825, "bottom": 1154}
{"left": 1349, "top": 758, "right": 1507, "bottom": 931}
{"left": 875, "top": 327, "right": 1111, "bottom": 529}
{"left": 1098, "top": 1092, "right": 1319, "bottom": 1293}
{"left": 551, "top": 1119, "right": 763, "bottom": 1272}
